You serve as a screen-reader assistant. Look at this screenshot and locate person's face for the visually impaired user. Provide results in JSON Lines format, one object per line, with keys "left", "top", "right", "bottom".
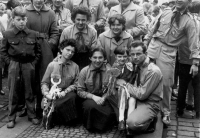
{"left": 53, "top": 0, "right": 63, "bottom": 8}
{"left": 130, "top": 46, "right": 146, "bottom": 65}
{"left": 32, "top": 0, "right": 45, "bottom": 9}
{"left": 61, "top": 45, "right": 75, "bottom": 60}
{"left": 115, "top": 52, "right": 128, "bottom": 66}
{"left": 74, "top": 14, "right": 87, "bottom": 31}
{"left": 152, "top": 11, "right": 158, "bottom": 17}
{"left": 120, "top": 0, "right": 131, "bottom": 7}
{"left": 13, "top": 16, "right": 27, "bottom": 30}
{"left": 110, "top": 20, "right": 123, "bottom": 36}
{"left": 90, "top": 51, "right": 105, "bottom": 69}
{"left": 176, "top": 0, "right": 189, "bottom": 11}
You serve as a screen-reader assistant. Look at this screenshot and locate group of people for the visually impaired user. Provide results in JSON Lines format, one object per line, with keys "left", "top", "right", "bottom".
{"left": 0, "top": 0, "right": 200, "bottom": 137}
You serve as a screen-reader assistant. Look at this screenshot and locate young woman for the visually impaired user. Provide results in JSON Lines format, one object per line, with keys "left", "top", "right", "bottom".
{"left": 77, "top": 47, "right": 116, "bottom": 132}
{"left": 41, "top": 39, "right": 79, "bottom": 128}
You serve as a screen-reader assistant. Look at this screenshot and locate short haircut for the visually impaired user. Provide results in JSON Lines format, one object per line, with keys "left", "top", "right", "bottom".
{"left": 152, "top": 5, "right": 160, "bottom": 13}
{"left": 89, "top": 47, "right": 107, "bottom": 59}
{"left": 12, "top": 6, "right": 26, "bottom": 18}
{"left": 7, "top": 0, "right": 21, "bottom": 10}
{"left": 188, "top": 1, "right": 200, "bottom": 13}
{"left": 71, "top": 6, "right": 91, "bottom": 23}
{"left": 59, "top": 39, "right": 77, "bottom": 51}
{"left": 114, "top": 47, "right": 129, "bottom": 56}
{"left": 130, "top": 41, "right": 147, "bottom": 53}
{"left": 108, "top": 14, "right": 126, "bottom": 31}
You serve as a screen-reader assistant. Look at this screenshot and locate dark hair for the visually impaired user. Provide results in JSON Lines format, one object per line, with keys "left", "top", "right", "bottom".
{"left": 31, "top": 0, "right": 46, "bottom": 3}
{"left": 108, "top": 14, "right": 126, "bottom": 31}
{"left": 130, "top": 41, "right": 147, "bottom": 53}
{"left": 188, "top": 1, "right": 200, "bottom": 13}
{"left": 71, "top": 6, "right": 91, "bottom": 23}
{"left": 152, "top": 5, "right": 160, "bottom": 13}
{"left": 12, "top": 6, "right": 26, "bottom": 18}
{"left": 114, "top": 47, "right": 129, "bottom": 56}
{"left": 59, "top": 39, "right": 77, "bottom": 52}
{"left": 153, "top": 0, "right": 158, "bottom": 4}
{"left": 7, "top": 0, "right": 21, "bottom": 10}
{"left": 89, "top": 47, "right": 107, "bottom": 59}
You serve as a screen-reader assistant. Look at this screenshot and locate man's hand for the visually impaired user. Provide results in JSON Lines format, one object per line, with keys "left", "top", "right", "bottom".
{"left": 92, "top": 95, "right": 105, "bottom": 105}
{"left": 190, "top": 65, "right": 198, "bottom": 78}
{"left": 96, "top": 19, "right": 105, "bottom": 27}
{"left": 116, "top": 79, "right": 127, "bottom": 87}
{"left": 46, "top": 94, "right": 53, "bottom": 100}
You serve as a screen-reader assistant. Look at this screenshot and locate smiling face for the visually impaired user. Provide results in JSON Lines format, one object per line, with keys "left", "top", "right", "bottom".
{"left": 130, "top": 46, "right": 146, "bottom": 66}
{"left": 61, "top": 45, "right": 75, "bottom": 60}
{"left": 53, "top": 0, "right": 63, "bottom": 8}
{"left": 115, "top": 52, "right": 128, "bottom": 66}
{"left": 90, "top": 51, "right": 105, "bottom": 69}
{"left": 176, "top": 0, "right": 189, "bottom": 11}
{"left": 13, "top": 16, "right": 27, "bottom": 30}
{"left": 74, "top": 14, "right": 87, "bottom": 31}
{"left": 32, "top": 0, "right": 45, "bottom": 10}
{"left": 110, "top": 19, "right": 124, "bottom": 36}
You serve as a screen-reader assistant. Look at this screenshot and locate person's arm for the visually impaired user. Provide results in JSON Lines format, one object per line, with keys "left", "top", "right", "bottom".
{"left": 95, "top": 0, "right": 106, "bottom": 27}
{"left": 186, "top": 18, "right": 200, "bottom": 77}
{"left": 32, "top": 37, "right": 41, "bottom": 66}
{"left": 126, "top": 69, "right": 162, "bottom": 100}
{"left": 64, "top": 65, "right": 80, "bottom": 94}
{"left": 127, "top": 8, "right": 147, "bottom": 38}
{"left": 41, "top": 62, "right": 54, "bottom": 96}
{"left": 0, "top": 32, "right": 10, "bottom": 65}
{"left": 77, "top": 68, "right": 94, "bottom": 99}
{"left": 90, "top": 29, "right": 98, "bottom": 49}
{"left": 48, "top": 12, "right": 60, "bottom": 52}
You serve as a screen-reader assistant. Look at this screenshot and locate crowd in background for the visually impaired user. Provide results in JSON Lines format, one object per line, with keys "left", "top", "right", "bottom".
{"left": 0, "top": 0, "right": 199, "bottom": 136}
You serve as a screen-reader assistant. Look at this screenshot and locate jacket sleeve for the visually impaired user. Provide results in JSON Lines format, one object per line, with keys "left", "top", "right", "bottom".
{"left": 91, "top": 29, "right": 98, "bottom": 49}
{"left": 64, "top": 0, "right": 73, "bottom": 12}
{"left": 41, "top": 62, "right": 54, "bottom": 95}
{"left": 33, "top": 37, "right": 41, "bottom": 65}
{"left": 126, "top": 70, "right": 161, "bottom": 100}
{"left": 48, "top": 12, "right": 59, "bottom": 51}
{"left": 127, "top": 9, "right": 147, "bottom": 38}
{"left": 0, "top": 32, "right": 10, "bottom": 65}
{"left": 97, "top": 0, "right": 106, "bottom": 21}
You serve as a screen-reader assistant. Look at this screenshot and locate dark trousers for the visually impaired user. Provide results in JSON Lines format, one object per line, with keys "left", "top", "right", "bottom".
{"left": 8, "top": 61, "right": 36, "bottom": 121}
{"left": 177, "top": 63, "right": 200, "bottom": 112}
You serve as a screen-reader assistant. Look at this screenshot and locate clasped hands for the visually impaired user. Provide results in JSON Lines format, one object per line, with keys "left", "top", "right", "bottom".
{"left": 92, "top": 95, "right": 105, "bottom": 105}
{"left": 45, "top": 87, "right": 66, "bottom": 100}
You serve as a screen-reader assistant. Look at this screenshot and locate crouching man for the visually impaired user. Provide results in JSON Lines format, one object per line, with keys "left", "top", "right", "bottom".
{"left": 116, "top": 41, "right": 163, "bottom": 135}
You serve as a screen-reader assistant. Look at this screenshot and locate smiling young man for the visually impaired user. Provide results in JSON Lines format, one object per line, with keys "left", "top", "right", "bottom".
{"left": 144, "top": 0, "right": 199, "bottom": 125}
{"left": 60, "top": 6, "right": 97, "bottom": 70}
{"left": 116, "top": 41, "right": 163, "bottom": 135}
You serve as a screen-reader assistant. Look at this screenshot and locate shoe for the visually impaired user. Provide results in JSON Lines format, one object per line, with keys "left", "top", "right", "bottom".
{"left": 171, "top": 95, "right": 177, "bottom": 101}
{"left": 185, "top": 104, "right": 194, "bottom": 111}
{"left": 172, "top": 89, "right": 178, "bottom": 98}
{"left": 196, "top": 112, "right": 200, "bottom": 119}
{"left": 28, "top": 118, "right": 40, "bottom": 125}
{"left": 177, "top": 110, "right": 194, "bottom": 119}
{"left": 118, "top": 120, "right": 125, "bottom": 131}
{"left": 18, "top": 109, "right": 27, "bottom": 117}
{"left": 162, "top": 115, "right": 171, "bottom": 125}
{"left": 7, "top": 121, "right": 15, "bottom": 128}
{"left": 0, "top": 90, "right": 5, "bottom": 95}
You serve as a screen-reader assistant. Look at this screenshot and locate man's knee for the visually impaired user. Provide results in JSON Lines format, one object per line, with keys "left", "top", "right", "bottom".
{"left": 126, "top": 117, "right": 150, "bottom": 132}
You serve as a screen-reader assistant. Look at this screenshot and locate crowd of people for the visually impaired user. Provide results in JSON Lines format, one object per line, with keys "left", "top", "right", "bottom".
{"left": 0, "top": 0, "right": 200, "bottom": 137}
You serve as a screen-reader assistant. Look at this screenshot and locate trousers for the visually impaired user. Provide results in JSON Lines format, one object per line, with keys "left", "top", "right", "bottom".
{"left": 8, "top": 61, "right": 36, "bottom": 121}
{"left": 147, "top": 38, "right": 177, "bottom": 116}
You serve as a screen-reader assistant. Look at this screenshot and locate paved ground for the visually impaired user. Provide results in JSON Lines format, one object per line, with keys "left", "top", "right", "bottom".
{"left": 162, "top": 100, "right": 200, "bottom": 138}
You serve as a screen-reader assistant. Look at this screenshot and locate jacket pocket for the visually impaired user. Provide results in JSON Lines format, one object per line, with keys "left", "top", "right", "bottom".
{"left": 8, "top": 39, "right": 20, "bottom": 45}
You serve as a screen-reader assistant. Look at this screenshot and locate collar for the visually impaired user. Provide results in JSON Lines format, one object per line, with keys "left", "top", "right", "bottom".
{"left": 73, "top": 24, "right": 88, "bottom": 34}
{"left": 26, "top": 4, "right": 50, "bottom": 11}
{"left": 57, "top": 55, "right": 72, "bottom": 65}
{"left": 13, "top": 26, "right": 29, "bottom": 35}
{"left": 139, "top": 57, "right": 150, "bottom": 69}
{"left": 112, "top": 2, "right": 137, "bottom": 14}
{"left": 103, "top": 30, "right": 131, "bottom": 39}
{"left": 52, "top": 5, "right": 64, "bottom": 11}
{"left": 89, "top": 63, "right": 107, "bottom": 71}
{"left": 173, "top": 7, "right": 187, "bottom": 15}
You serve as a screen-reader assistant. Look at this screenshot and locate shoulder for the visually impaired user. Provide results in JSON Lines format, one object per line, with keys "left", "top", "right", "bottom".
{"left": 70, "top": 61, "right": 79, "bottom": 69}
{"left": 79, "top": 65, "right": 90, "bottom": 76}
{"left": 110, "top": 4, "right": 120, "bottom": 12}
{"left": 63, "top": 25, "right": 74, "bottom": 33}
{"left": 87, "top": 25, "right": 97, "bottom": 34}
{"left": 2, "top": 28, "right": 14, "bottom": 37}
{"left": 148, "top": 62, "right": 162, "bottom": 76}
{"left": 99, "top": 30, "right": 112, "bottom": 38}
